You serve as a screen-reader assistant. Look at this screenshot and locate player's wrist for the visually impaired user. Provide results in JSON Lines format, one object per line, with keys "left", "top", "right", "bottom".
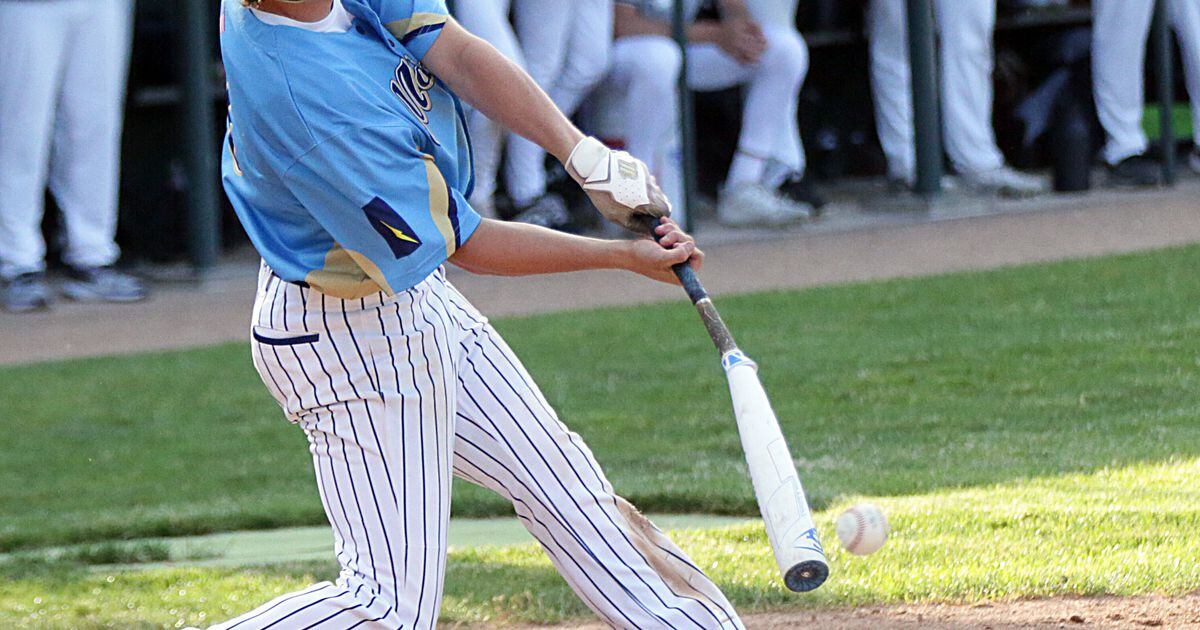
{"left": 609, "top": 239, "right": 637, "bottom": 272}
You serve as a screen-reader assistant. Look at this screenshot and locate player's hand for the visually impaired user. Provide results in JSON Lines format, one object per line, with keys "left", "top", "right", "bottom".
{"left": 626, "top": 218, "right": 704, "bottom": 284}
{"left": 565, "top": 137, "right": 670, "bottom": 235}
{"left": 718, "top": 17, "right": 767, "bottom": 65}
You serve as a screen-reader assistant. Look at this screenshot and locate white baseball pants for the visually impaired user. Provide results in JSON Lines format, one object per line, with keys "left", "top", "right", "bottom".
{"left": 452, "top": 0, "right": 524, "bottom": 212}
{"left": 504, "top": 0, "right": 613, "bottom": 207}
{"left": 212, "top": 265, "right": 743, "bottom": 629}
{"left": 596, "top": 28, "right": 808, "bottom": 213}
{"left": 1093, "top": 0, "right": 1200, "bottom": 165}
{"left": 866, "top": 0, "right": 1005, "bottom": 182}
{"left": 0, "top": 0, "right": 132, "bottom": 279}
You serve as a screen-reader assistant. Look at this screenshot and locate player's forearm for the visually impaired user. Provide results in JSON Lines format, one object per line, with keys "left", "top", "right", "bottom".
{"left": 450, "top": 219, "right": 631, "bottom": 277}
{"left": 424, "top": 19, "right": 582, "bottom": 162}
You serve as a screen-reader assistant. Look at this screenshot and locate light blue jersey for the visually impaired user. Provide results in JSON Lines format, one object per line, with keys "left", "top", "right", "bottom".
{"left": 220, "top": 0, "right": 480, "bottom": 298}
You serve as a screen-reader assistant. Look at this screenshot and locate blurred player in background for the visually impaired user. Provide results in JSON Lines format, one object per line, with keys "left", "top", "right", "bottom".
{"left": 505, "top": 0, "right": 613, "bottom": 227}
{"left": 866, "top": 0, "right": 1046, "bottom": 197}
{"left": 0, "top": 0, "right": 147, "bottom": 313}
{"left": 597, "top": 0, "right": 816, "bottom": 227}
{"left": 1092, "top": 0, "right": 1200, "bottom": 186}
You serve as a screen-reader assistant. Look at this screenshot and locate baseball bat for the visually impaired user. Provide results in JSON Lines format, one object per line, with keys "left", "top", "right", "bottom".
{"left": 642, "top": 216, "right": 829, "bottom": 592}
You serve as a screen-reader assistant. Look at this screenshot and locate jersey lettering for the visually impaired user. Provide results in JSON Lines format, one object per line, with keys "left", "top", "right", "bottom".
{"left": 390, "top": 58, "right": 435, "bottom": 125}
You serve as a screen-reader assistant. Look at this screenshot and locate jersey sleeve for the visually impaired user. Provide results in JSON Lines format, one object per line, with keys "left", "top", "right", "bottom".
{"left": 282, "top": 124, "right": 481, "bottom": 294}
{"left": 377, "top": 0, "right": 450, "bottom": 61}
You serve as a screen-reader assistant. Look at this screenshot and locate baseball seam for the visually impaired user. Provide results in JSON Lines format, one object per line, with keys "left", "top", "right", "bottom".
{"left": 848, "top": 508, "right": 866, "bottom": 551}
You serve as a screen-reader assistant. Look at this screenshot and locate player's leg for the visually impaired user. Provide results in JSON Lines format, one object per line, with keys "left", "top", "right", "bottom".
{"left": 452, "top": 0, "right": 522, "bottom": 217}
{"left": 865, "top": 0, "right": 916, "bottom": 185}
{"left": 0, "top": 0, "right": 69, "bottom": 303}
{"left": 214, "top": 277, "right": 459, "bottom": 629}
{"left": 1167, "top": 0, "right": 1200, "bottom": 169}
{"left": 933, "top": 0, "right": 1004, "bottom": 176}
{"left": 602, "top": 35, "right": 684, "bottom": 219}
{"left": 1091, "top": 0, "right": 1155, "bottom": 166}
{"left": 505, "top": 0, "right": 613, "bottom": 208}
{"left": 686, "top": 31, "right": 811, "bottom": 223}
{"left": 505, "top": 0, "right": 571, "bottom": 208}
{"left": 687, "top": 27, "right": 808, "bottom": 190}
{"left": 49, "top": 0, "right": 146, "bottom": 300}
{"left": 437, "top": 282, "right": 743, "bottom": 629}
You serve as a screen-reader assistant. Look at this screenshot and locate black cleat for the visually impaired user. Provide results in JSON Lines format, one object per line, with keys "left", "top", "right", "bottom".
{"left": 1107, "top": 154, "right": 1160, "bottom": 188}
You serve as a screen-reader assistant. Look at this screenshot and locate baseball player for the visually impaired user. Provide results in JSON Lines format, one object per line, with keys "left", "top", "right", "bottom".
{"left": 596, "top": 0, "right": 815, "bottom": 227}
{"left": 1092, "top": 0, "right": 1200, "bottom": 186}
{"left": 866, "top": 0, "right": 1046, "bottom": 196}
{"left": 214, "top": 0, "right": 743, "bottom": 627}
{"left": 0, "top": 0, "right": 146, "bottom": 312}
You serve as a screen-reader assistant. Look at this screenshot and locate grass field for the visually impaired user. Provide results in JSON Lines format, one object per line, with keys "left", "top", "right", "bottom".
{"left": 2, "top": 244, "right": 1199, "bottom": 627}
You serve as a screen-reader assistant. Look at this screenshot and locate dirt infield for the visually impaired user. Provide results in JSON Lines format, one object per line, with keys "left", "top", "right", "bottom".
{"left": 511, "top": 593, "right": 1200, "bottom": 629}
{"left": 4, "top": 181, "right": 1200, "bottom": 366}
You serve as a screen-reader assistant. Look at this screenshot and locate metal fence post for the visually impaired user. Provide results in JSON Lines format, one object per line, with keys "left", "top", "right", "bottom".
{"left": 672, "top": 0, "right": 698, "bottom": 232}
{"left": 1152, "top": 0, "right": 1176, "bottom": 185}
{"left": 179, "top": 0, "right": 221, "bottom": 272}
{"left": 906, "top": 0, "right": 943, "bottom": 196}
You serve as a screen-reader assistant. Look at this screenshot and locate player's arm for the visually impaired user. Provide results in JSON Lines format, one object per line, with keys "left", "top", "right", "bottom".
{"left": 450, "top": 218, "right": 702, "bottom": 285}
{"left": 422, "top": 19, "right": 670, "bottom": 234}
{"left": 423, "top": 18, "right": 581, "bottom": 164}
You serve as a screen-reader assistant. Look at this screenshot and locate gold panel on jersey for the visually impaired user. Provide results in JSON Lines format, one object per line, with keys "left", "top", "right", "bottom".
{"left": 422, "top": 154, "right": 458, "bottom": 258}
{"left": 384, "top": 12, "right": 447, "bottom": 42}
{"left": 304, "top": 245, "right": 394, "bottom": 299}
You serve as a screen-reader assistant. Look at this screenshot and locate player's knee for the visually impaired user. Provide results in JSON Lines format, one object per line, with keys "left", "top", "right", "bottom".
{"left": 624, "top": 36, "right": 683, "bottom": 86}
{"left": 760, "top": 28, "right": 809, "bottom": 83}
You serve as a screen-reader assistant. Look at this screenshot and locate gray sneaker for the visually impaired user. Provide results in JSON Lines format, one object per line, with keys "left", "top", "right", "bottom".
{"left": 960, "top": 166, "right": 1047, "bottom": 198}
{"left": 62, "top": 266, "right": 148, "bottom": 303}
{"left": 1189, "top": 147, "right": 1200, "bottom": 175}
{"left": 2, "top": 273, "right": 51, "bottom": 313}
{"left": 718, "top": 183, "right": 813, "bottom": 227}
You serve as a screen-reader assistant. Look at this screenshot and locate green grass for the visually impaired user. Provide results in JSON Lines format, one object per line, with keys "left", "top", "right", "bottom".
{"left": 3, "top": 245, "right": 1199, "bottom": 551}
{"left": 1, "top": 243, "right": 1199, "bottom": 625}
{"left": 1143, "top": 103, "right": 1194, "bottom": 141}
{"left": 3, "top": 458, "right": 1196, "bottom": 627}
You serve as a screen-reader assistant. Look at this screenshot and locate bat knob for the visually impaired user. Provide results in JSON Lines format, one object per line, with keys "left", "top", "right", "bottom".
{"left": 784, "top": 560, "right": 829, "bottom": 593}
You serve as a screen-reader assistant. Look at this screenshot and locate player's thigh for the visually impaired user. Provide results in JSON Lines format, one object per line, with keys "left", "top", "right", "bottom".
{"left": 0, "top": 2, "right": 71, "bottom": 151}
{"left": 512, "top": 0, "right": 571, "bottom": 84}
{"left": 453, "top": 0, "right": 524, "bottom": 64}
{"left": 686, "top": 43, "right": 752, "bottom": 92}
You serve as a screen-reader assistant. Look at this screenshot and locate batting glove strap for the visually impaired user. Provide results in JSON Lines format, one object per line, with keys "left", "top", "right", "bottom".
{"left": 566, "top": 136, "right": 671, "bottom": 234}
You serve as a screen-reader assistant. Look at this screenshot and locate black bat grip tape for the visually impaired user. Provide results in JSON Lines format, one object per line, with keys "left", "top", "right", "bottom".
{"left": 638, "top": 216, "right": 709, "bottom": 304}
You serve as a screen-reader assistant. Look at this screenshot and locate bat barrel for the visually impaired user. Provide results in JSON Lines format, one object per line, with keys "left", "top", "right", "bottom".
{"left": 785, "top": 560, "right": 830, "bottom": 593}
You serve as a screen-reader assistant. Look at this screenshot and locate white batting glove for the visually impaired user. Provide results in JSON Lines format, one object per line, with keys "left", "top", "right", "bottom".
{"left": 565, "top": 136, "right": 671, "bottom": 235}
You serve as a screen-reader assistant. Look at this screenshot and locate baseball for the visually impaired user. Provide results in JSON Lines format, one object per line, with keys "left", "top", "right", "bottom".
{"left": 836, "top": 503, "right": 889, "bottom": 555}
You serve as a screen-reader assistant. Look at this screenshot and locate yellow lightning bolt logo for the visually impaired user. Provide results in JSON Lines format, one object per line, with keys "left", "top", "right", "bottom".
{"left": 380, "top": 221, "right": 419, "bottom": 244}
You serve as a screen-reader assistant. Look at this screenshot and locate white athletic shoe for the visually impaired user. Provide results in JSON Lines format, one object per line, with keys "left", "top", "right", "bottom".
{"left": 960, "top": 166, "right": 1047, "bottom": 198}
{"left": 718, "top": 183, "right": 813, "bottom": 227}
{"left": 1188, "top": 147, "right": 1200, "bottom": 175}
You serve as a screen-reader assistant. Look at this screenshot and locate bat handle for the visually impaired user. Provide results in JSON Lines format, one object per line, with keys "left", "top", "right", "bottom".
{"left": 639, "top": 216, "right": 709, "bottom": 304}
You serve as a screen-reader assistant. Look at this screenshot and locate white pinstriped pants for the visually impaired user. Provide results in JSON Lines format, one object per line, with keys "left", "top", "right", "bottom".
{"left": 212, "top": 264, "right": 742, "bottom": 629}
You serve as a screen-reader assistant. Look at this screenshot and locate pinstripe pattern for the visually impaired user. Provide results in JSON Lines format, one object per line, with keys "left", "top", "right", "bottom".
{"left": 213, "top": 263, "right": 743, "bottom": 629}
